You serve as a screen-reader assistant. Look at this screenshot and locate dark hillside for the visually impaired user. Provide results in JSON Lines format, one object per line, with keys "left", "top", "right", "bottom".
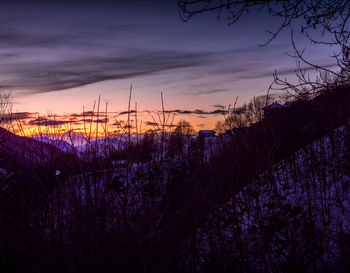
{"left": 0, "top": 127, "right": 82, "bottom": 273}
{"left": 2, "top": 87, "right": 350, "bottom": 272}
{"left": 230, "top": 87, "right": 350, "bottom": 173}
{"left": 147, "top": 87, "right": 350, "bottom": 271}
{"left": 0, "top": 127, "right": 80, "bottom": 179}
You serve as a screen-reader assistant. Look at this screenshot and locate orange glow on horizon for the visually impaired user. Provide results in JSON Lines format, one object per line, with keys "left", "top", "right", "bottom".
{"left": 5, "top": 112, "right": 221, "bottom": 139}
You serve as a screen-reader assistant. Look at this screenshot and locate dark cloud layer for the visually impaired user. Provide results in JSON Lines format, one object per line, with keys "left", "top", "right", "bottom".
{"left": 191, "top": 88, "right": 230, "bottom": 96}
{"left": 0, "top": 2, "right": 223, "bottom": 95}
{"left": 164, "top": 109, "right": 228, "bottom": 115}
{"left": 70, "top": 111, "right": 95, "bottom": 118}
{"left": 0, "top": 27, "right": 78, "bottom": 49}
{"left": 83, "top": 118, "right": 109, "bottom": 123}
{"left": 144, "top": 121, "right": 158, "bottom": 126}
{"left": 0, "top": 0, "right": 334, "bottom": 113}
{"left": 27, "top": 117, "right": 74, "bottom": 126}
{"left": 1, "top": 112, "right": 37, "bottom": 123}
{"left": 117, "top": 110, "right": 137, "bottom": 116}
{"left": 0, "top": 3, "right": 303, "bottom": 98}
{"left": 213, "top": 104, "right": 225, "bottom": 109}
{"left": 3, "top": 50, "right": 217, "bottom": 94}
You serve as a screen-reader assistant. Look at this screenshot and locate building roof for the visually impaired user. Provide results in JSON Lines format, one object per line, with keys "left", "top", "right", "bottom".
{"left": 263, "top": 101, "right": 283, "bottom": 110}
{"left": 198, "top": 130, "right": 216, "bottom": 134}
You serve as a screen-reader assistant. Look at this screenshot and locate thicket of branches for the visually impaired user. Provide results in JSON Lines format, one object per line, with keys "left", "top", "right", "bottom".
{"left": 0, "top": 88, "right": 11, "bottom": 127}
{"left": 215, "top": 95, "right": 278, "bottom": 132}
{"left": 1, "top": 85, "right": 350, "bottom": 272}
{"left": 2, "top": 2, "right": 350, "bottom": 271}
{"left": 179, "top": 0, "right": 350, "bottom": 97}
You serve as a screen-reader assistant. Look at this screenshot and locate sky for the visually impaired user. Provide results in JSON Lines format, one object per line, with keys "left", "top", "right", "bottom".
{"left": 0, "top": 0, "right": 336, "bottom": 134}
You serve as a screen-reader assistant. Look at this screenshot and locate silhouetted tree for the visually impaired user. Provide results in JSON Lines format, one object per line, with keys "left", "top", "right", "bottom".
{"left": 0, "top": 88, "right": 11, "bottom": 126}
{"left": 174, "top": 119, "right": 195, "bottom": 135}
{"left": 178, "top": 0, "right": 350, "bottom": 96}
{"left": 215, "top": 95, "right": 276, "bottom": 131}
{"left": 178, "top": 0, "right": 349, "bottom": 45}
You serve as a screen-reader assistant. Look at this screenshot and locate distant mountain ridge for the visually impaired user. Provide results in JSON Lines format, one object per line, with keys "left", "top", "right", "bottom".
{"left": 0, "top": 127, "right": 80, "bottom": 178}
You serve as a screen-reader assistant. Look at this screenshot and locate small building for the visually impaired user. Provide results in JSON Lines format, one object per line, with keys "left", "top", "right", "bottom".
{"left": 263, "top": 101, "right": 283, "bottom": 116}
{"left": 198, "top": 130, "right": 216, "bottom": 137}
{"left": 263, "top": 101, "right": 283, "bottom": 110}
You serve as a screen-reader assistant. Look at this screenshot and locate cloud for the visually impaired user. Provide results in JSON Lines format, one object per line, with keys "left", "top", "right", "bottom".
{"left": 191, "top": 88, "right": 231, "bottom": 96}
{"left": 213, "top": 104, "right": 225, "bottom": 109}
{"left": 82, "top": 118, "right": 109, "bottom": 123}
{"left": 123, "top": 125, "right": 134, "bottom": 129}
{"left": 232, "top": 43, "right": 290, "bottom": 55}
{"left": 117, "top": 110, "right": 136, "bottom": 116}
{"left": 210, "top": 109, "right": 228, "bottom": 115}
{"left": 0, "top": 11, "right": 311, "bottom": 99}
{"left": 27, "top": 118, "right": 71, "bottom": 126}
{"left": 0, "top": 52, "right": 17, "bottom": 58}
{"left": 0, "top": 111, "right": 37, "bottom": 123}
{"left": 164, "top": 109, "right": 228, "bottom": 115}
{"left": 69, "top": 111, "right": 96, "bottom": 117}
{"left": 2, "top": 49, "right": 219, "bottom": 94}
{"left": 144, "top": 121, "right": 158, "bottom": 126}
{"left": 0, "top": 27, "right": 79, "bottom": 49}
{"left": 27, "top": 116, "right": 81, "bottom": 126}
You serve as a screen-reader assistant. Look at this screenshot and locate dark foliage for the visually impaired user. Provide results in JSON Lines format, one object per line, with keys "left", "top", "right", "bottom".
{"left": 1, "top": 86, "right": 350, "bottom": 272}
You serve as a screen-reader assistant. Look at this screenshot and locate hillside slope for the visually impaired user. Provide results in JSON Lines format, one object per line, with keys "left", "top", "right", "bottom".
{"left": 189, "top": 125, "right": 350, "bottom": 272}
{"left": 0, "top": 127, "right": 80, "bottom": 178}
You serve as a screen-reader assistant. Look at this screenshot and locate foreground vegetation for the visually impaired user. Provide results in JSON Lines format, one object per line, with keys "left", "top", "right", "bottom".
{"left": 1, "top": 86, "right": 350, "bottom": 272}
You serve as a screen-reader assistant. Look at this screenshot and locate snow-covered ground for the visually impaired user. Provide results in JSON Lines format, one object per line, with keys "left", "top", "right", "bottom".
{"left": 189, "top": 126, "right": 350, "bottom": 272}
{"left": 34, "top": 125, "right": 350, "bottom": 271}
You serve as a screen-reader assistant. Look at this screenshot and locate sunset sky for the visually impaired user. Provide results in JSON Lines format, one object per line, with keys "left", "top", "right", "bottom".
{"left": 1, "top": 0, "right": 336, "bottom": 133}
